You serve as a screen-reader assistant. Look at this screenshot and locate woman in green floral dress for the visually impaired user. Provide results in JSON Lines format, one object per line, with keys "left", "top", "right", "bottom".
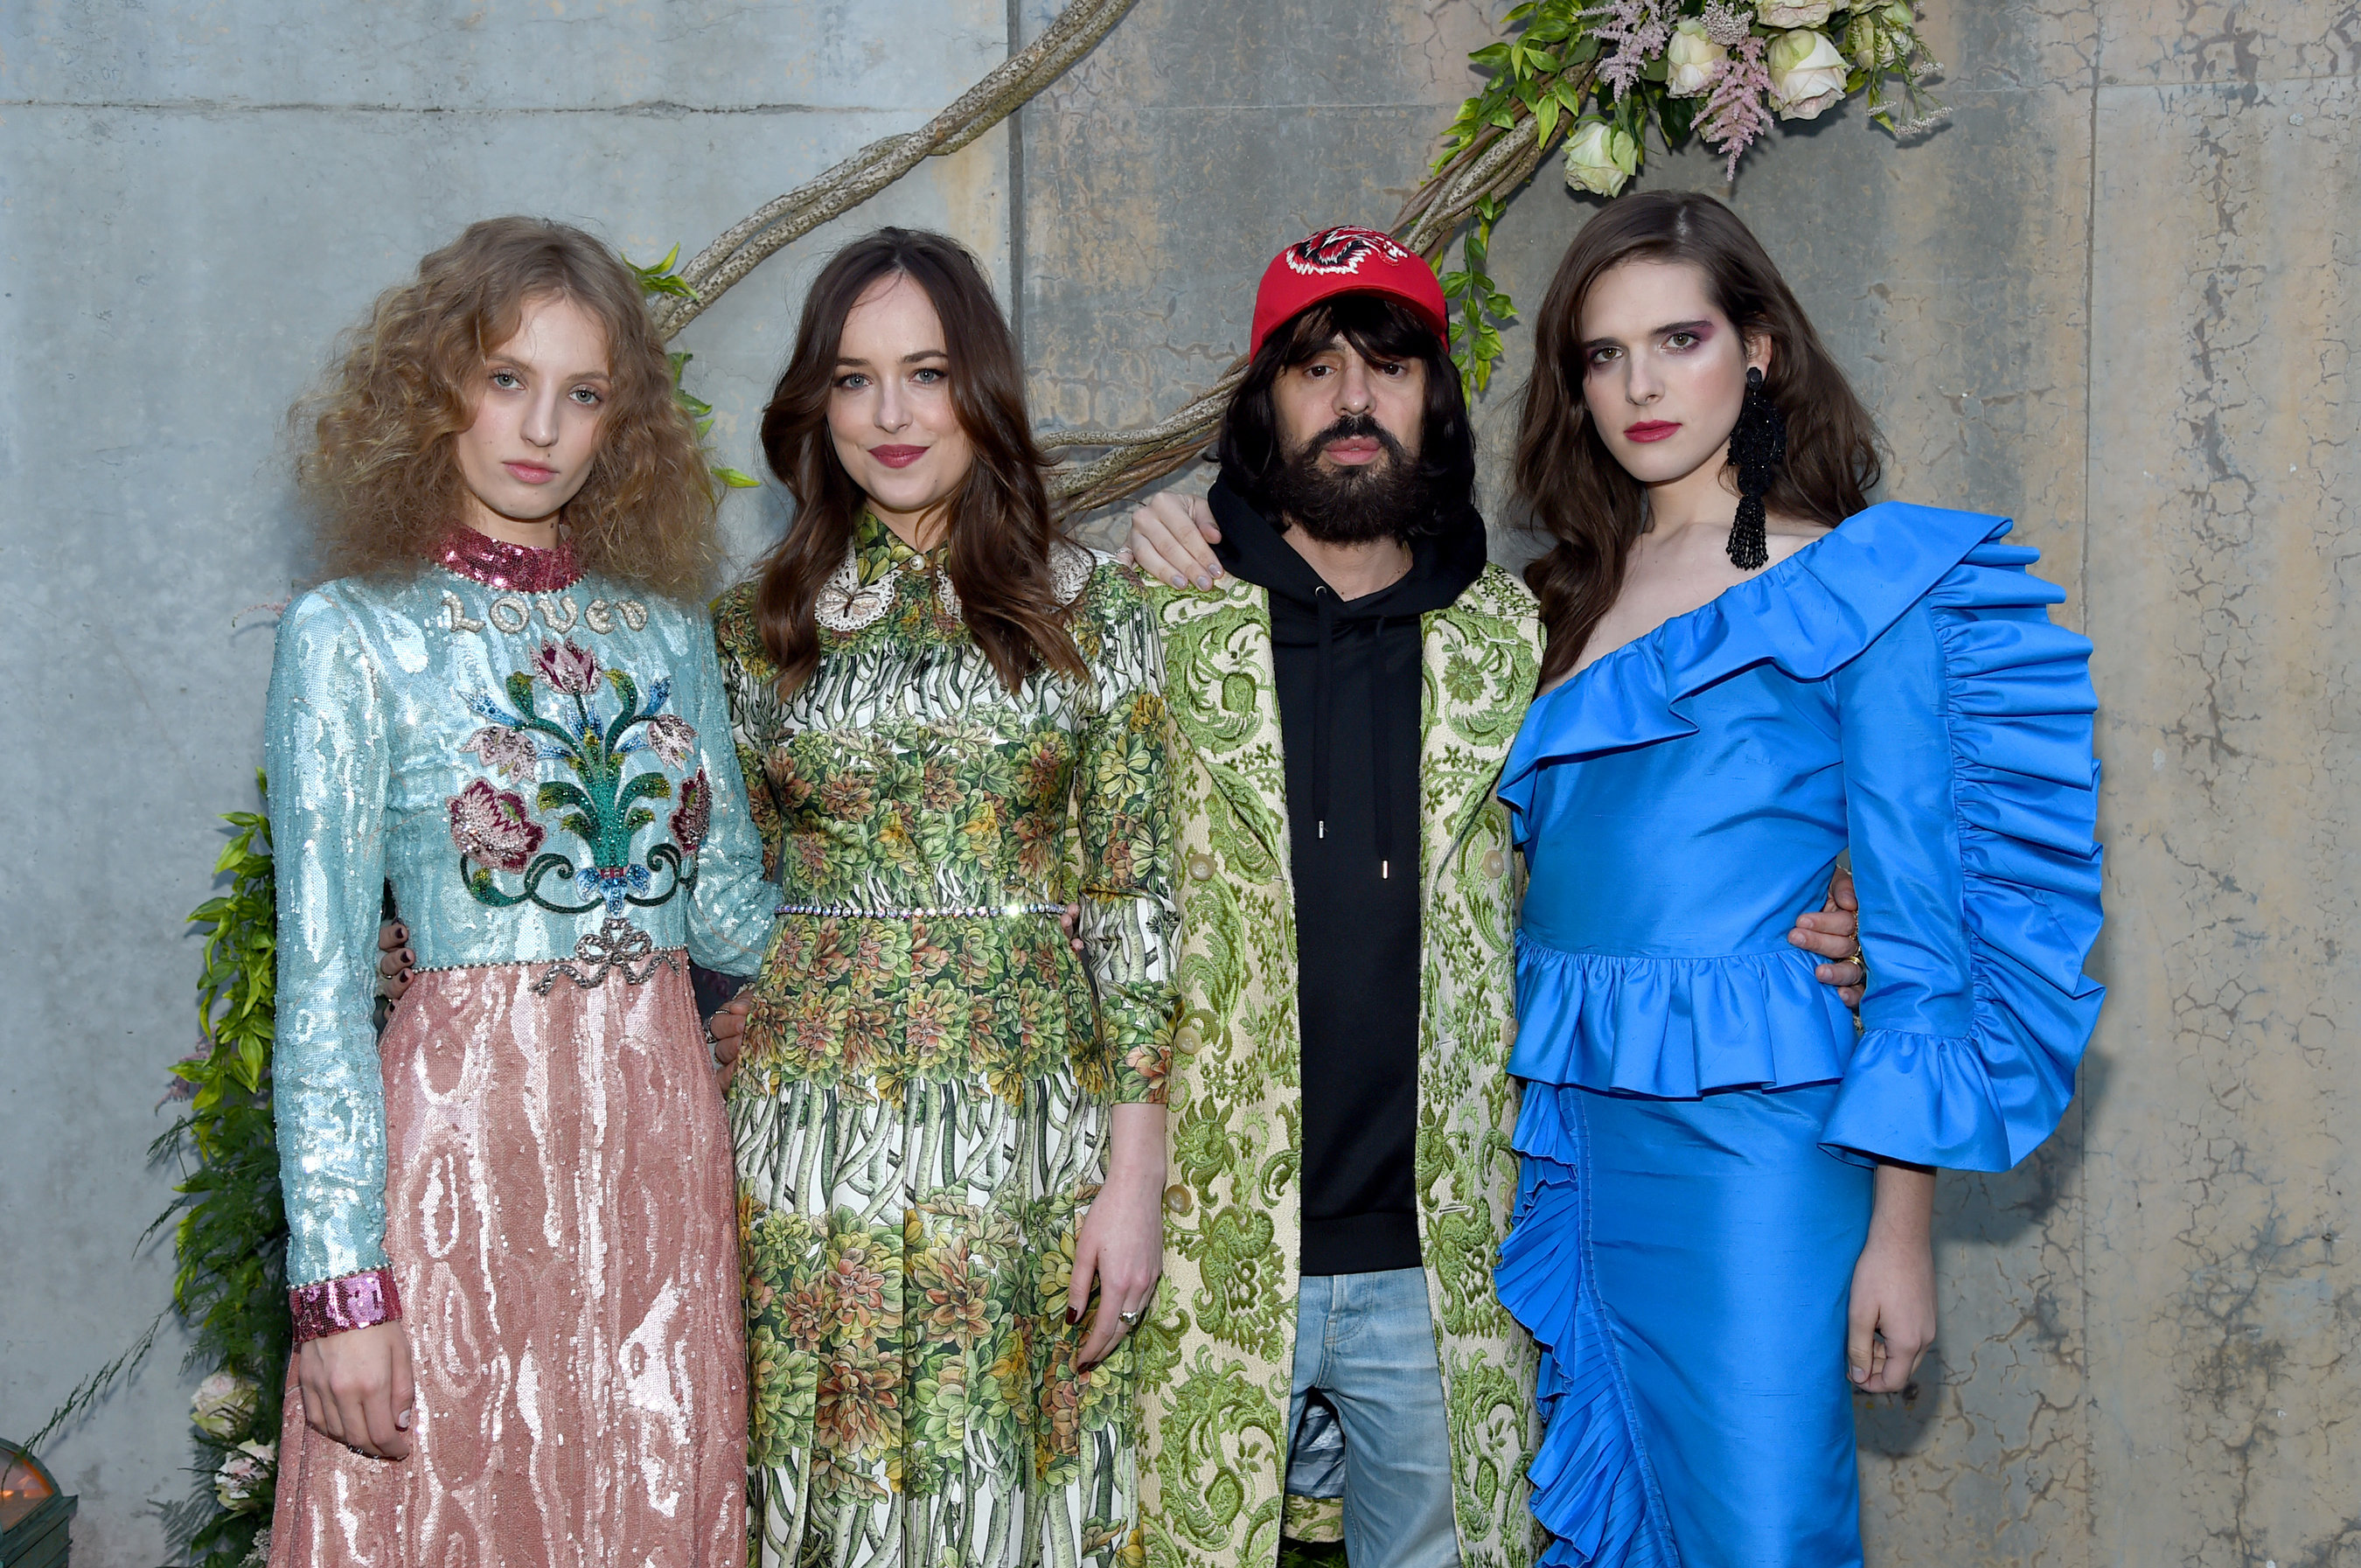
{"left": 711, "top": 228, "right": 1178, "bottom": 1568}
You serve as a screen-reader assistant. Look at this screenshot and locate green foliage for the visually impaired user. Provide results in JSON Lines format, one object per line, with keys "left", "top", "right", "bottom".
{"left": 1434, "top": 2, "right": 1608, "bottom": 395}
{"left": 624, "top": 242, "right": 701, "bottom": 302}
{"left": 1440, "top": 197, "right": 1516, "bottom": 395}
{"left": 637, "top": 265, "right": 767, "bottom": 495}
{"left": 153, "top": 774, "right": 292, "bottom": 1568}
{"left": 1438, "top": 3, "right": 1601, "bottom": 166}
{"left": 1432, "top": 0, "right": 1940, "bottom": 394}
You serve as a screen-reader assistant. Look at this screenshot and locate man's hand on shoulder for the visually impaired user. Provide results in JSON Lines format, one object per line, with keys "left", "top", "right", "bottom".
{"left": 1123, "top": 493, "right": 1224, "bottom": 591}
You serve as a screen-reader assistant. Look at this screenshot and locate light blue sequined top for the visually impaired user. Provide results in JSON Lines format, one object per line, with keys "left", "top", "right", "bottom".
{"left": 264, "top": 545, "right": 774, "bottom": 1289}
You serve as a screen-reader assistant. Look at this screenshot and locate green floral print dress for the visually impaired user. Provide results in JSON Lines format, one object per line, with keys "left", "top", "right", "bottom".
{"left": 714, "top": 512, "right": 1180, "bottom": 1568}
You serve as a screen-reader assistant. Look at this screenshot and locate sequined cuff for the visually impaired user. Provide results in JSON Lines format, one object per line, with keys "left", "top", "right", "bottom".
{"left": 289, "top": 1267, "right": 403, "bottom": 1344}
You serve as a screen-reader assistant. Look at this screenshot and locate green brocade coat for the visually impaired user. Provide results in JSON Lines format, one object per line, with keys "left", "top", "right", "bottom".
{"left": 1133, "top": 563, "right": 1546, "bottom": 1568}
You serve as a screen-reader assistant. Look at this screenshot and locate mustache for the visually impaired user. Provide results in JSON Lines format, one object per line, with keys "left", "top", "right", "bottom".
{"left": 1297, "top": 413, "right": 1412, "bottom": 467}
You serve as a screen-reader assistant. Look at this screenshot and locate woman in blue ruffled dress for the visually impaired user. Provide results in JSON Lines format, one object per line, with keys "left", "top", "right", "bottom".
{"left": 1492, "top": 192, "right": 2105, "bottom": 1567}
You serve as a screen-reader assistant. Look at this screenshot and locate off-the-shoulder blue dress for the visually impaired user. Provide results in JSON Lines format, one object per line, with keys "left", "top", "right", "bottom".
{"left": 1492, "top": 503, "right": 2105, "bottom": 1567}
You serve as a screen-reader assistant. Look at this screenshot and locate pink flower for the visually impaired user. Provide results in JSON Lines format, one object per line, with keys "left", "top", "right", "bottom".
{"left": 459, "top": 726, "right": 540, "bottom": 779}
{"left": 449, "top": 779, "right": 546, "bottom": 872}
{"left": 670, "top": 770, "right": 711, "bottom": 854}
{"left": 643, "top": 713, "right": 698, "bottom": 769}
{"left": 534, "top": 639, "right": 600, "bottom": 695}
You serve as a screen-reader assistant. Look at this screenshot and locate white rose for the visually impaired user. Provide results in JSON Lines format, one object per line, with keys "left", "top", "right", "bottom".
{"left": 1766, "top": 29, "right": 1850, "bottom": 120}
{"left": 1665, "top": 19, "right": 1729, "bottom": 97}
{"left": 191, "top": 1370, "right": 261, "bottom": 1440}
{"left": 1757, "top": 0, "right": 1834, "bottom": 25}
{"left": 1564, "top": 120, "right": 1641, "bottom": 198}
{"left": 213, "top": 1439, "right": 277, "bottom": 1514}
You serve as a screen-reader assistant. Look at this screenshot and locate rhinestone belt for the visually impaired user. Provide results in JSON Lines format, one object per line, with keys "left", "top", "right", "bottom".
{"left": 775, "top": 900, "right": 1068, "bottom": 920}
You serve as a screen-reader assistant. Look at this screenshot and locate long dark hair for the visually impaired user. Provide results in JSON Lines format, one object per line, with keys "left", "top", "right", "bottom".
{"left": 1217, "top": 293, "right": 1478, "bottom": 530}
{"left": 1517, "top": 192, "right": 1883, "bottom": 685}
{"left": 753, "top": 227, "right": 1085, "bottom": 695}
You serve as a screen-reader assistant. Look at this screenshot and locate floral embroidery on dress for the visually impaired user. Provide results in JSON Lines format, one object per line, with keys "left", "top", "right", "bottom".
{"left": 447, "top": 637, "right": 703, "bottom": 916}
{"left": 449, "top": 780, "right": 545, "bottom": 871}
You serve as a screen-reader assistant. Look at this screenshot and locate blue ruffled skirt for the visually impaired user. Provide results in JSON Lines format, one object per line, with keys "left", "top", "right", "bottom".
{"left": 1499, "top": 1081, "right": 1873, "bottom": 1568}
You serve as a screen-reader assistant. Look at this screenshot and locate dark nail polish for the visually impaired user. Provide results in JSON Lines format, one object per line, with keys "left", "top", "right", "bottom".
{"left": 1065, "top": 1308, "right": 1080, "bottom": 1325}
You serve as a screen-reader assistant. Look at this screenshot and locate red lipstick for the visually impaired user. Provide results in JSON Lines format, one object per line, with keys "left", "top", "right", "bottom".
{"left": 869, "top": 444, "right": 927, "bottom": 469}
{"left": 1623, "top": 421, "right": 1681, "bottom": 443}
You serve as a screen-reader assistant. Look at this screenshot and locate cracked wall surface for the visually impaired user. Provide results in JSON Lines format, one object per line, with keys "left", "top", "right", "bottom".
{"left": 5, "top": 0, "right": 2354, "bottom": 1563}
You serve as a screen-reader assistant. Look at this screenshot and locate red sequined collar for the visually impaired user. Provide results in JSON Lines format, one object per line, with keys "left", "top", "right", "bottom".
{"left": 435, "top": 528, "right": 582, "bottom": 592}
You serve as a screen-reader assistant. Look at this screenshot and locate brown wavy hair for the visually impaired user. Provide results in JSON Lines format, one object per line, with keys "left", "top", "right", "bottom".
{"left": 1517, "top": 192, "right": 1884, "bottom": 686}
{"left": 295, "top": 215, "right": 719, "bottom": 598}
{"left": 753, "top": 227, "right": 1085, "bottom": 696}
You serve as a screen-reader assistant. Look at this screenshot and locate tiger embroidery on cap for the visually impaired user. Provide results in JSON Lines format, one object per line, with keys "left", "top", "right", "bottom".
{"left": 1284, "top": 226, "right": 1413, "bottom": 276}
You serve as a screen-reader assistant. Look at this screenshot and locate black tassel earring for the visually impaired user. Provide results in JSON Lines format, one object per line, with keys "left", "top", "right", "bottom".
{"left": 1726, "top": 365, "right": 1786, "bottom": 572}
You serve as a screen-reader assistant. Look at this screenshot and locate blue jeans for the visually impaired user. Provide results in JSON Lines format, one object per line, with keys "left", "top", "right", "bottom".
{"left": 1285, "top": 1268, "right": 1460, "bottom": 1568}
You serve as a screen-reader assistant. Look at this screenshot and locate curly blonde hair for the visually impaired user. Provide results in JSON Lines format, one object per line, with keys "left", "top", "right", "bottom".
{"left": 295, "top": 216, "right": 719, "bottom": 598}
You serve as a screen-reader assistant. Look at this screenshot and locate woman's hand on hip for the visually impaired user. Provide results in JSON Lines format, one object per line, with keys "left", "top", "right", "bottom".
{"left": 296, "top": 1320, "right": 416, "bottom": 1460}
{"left": 1788, "top": 861, "right": 1866, "bottom": 1008}
{"left": 376, "top": 920, "right": 414, "bottom": 1003}
{"left": 706, "top": 994, "right": 751, "bottom": 1070}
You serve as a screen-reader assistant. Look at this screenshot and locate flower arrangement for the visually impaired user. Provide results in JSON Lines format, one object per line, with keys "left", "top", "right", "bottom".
{"left": 1435, "top": 0, "right": 1943, "bottom": 388}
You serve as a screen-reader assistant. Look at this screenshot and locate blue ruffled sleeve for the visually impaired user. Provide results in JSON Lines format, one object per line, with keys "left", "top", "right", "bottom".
{"left": 1821, "top": 537, "right": 2106, "bottom": 1170}
{"left": 265, "top": 589, "right": 394, "bottom": 1289}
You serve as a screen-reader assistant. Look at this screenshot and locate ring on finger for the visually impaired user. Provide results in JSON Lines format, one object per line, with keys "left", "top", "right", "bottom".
{"left": 1118, "top": 1307, "right": 1141, "bottom": 1328}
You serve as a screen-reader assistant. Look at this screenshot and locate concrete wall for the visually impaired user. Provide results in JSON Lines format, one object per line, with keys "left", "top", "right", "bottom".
{"left": 6, "top": 0, "right": 2356, "bottom": 1563}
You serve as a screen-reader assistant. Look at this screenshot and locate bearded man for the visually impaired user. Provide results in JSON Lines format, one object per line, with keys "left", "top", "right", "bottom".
{"left": 1113, "top": 228, "right": 1544, "bottom": 1568}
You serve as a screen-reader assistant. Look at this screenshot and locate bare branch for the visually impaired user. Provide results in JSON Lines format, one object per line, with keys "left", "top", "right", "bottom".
{"left": 654, "top": 0, "right": 1140, "bottom": 338}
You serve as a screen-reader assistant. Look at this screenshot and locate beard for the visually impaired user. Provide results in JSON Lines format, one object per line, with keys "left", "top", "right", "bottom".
{"left": 1263, "top": 414, "right": 1434, "bottom": 546}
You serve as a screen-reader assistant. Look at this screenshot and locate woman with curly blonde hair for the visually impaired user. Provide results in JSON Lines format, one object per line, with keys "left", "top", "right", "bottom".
{"left": 262, "top": 215, "right": 774, "bottom": 1567}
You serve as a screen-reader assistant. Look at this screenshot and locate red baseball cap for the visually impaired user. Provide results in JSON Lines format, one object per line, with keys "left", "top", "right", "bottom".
{"left": 1250, "top": 226, "right": 1451, "bottom": 358}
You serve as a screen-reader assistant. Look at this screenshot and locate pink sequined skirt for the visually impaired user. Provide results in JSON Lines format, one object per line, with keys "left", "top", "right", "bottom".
{"left": 269, "top": 958, "right": 747, "bottom": 1568}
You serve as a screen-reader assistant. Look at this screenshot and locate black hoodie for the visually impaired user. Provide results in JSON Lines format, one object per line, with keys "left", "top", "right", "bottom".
{"left": 1206, "top": 473, "right": 1490, "bottom": 1276}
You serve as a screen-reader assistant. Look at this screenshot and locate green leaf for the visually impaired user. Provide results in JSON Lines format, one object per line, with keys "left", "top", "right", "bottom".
{"left": 624, "top": 244, "right": 699, "bottom": 301}
{"left": 1565, "top": 34, "right": 1601, "bottom": 63}
{"left": 1536, "top": 94, "right": 1561, "bottom": 143}
{"left": 1470, "top": 41, "right": 1513, "bottom": 69}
